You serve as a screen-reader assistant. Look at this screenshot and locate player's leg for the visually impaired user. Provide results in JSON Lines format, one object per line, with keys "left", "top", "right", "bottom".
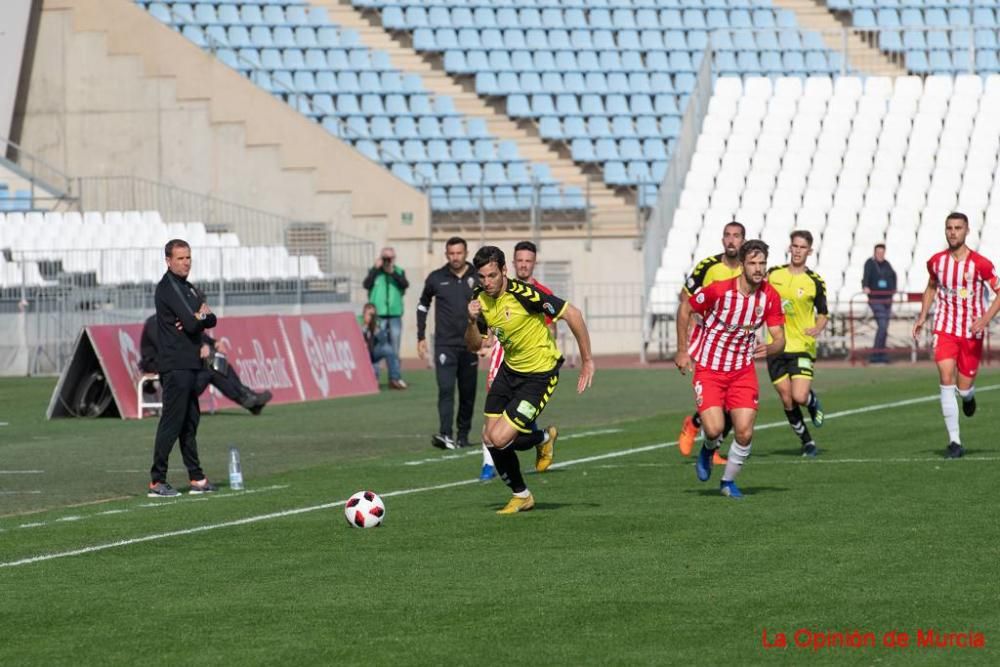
{"left": 484, "top": 416, "right": 534, "bottom": 514}
{"left": 431, "top": 347, "right": 458, "bottom": 449}
{"left": 717, "top": 365, "right": 760, "bottom": 498}
{"left": 934, "top": 335, "right": 963, "bottom": 457}
{"left": 769, "top": 354, "right": 813, "bottom": 453}
{"left": 790, "top": 376, "right": 819, "bottom": 456}
{"left": 955, "top": 337, "right": 983, "bottom": 419}
{"left": 719, "top": 408, "right": 756, "bottom": 498}
{"left": 481, "top": 347, "right": 502, "bottom": 480}
{"left": 693, "top": 367, "right": 727, "bottom": 482}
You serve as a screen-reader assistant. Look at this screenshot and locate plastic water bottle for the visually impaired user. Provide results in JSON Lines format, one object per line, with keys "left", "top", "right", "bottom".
{"left": 228, "top": 446, "right": 244, "bottom": 490}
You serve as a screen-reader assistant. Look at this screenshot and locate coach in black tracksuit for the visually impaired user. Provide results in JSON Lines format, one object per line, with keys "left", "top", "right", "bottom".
{"left": 149, "top": 239, "right": 217, "bottom": 495}
{"left": 417, "top": 236, "right": 479, "bottom": 449}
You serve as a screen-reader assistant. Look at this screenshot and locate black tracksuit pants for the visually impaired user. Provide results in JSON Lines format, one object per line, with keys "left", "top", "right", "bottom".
{"left": 435, "top": 346, "right": 478, "bottom": 439}
{"left": 151, "top": 369, "right": 206, "bottom": 483}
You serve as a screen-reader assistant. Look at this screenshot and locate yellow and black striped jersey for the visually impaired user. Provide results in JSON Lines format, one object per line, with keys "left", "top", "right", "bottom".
{"left": 474, "top": 278, "right": 568, "bottom": 374}
{"left": 766, "top": 265, "right": 829, "bottom": 357}
{"left": 683, "top": 253, "right": 743, "bottom": 297}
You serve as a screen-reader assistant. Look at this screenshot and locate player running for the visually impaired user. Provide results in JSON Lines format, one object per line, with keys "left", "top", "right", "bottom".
{"left": 479, "top": 241, "right": 558, "bottom": 482}
{"left": 766, "top": 230, "right": 828, "bottom": 457}
{"left": 678, "top": 240, "right": 785, "bottom": 498}
{"left": 467, "top": 246, "right": 595, "bottom": 514}
{"left": 674, "top": 221, "right": 746, "bottom": 463}
{"left": 913, "top": 212, "right": 1000, "bottom": 458}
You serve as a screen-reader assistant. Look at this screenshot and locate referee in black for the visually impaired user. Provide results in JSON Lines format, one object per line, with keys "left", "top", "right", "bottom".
{"left": 417, "top": 236, "right": 479, "bottom": 449}
{"left": 148, "top": 239, "right": 218, "bottom": 497}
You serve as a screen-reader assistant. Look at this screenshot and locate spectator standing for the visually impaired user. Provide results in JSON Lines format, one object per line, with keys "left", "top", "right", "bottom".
{"left": 862, "top": 243, "right": 897, "bottom": 364}
{"left": 363, "top": 246, "right": 408, "bottom": 389}
{"left": 417, "top": 237, "right": 479, "bottom": 449}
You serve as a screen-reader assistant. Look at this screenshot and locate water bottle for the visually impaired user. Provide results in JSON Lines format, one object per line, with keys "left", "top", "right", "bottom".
{"left": 228, "top": 445, "right": 244, "bottom": 490}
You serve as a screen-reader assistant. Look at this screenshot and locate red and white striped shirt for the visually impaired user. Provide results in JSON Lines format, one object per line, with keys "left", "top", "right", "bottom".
{"left": 688, "top": 277, "right": 785, "bottom": 372}
{"left": 486, "top": 278, "right": 554, "bottom": 388}
{"left": 926, "top": 249, "right": 1000, "bottom": 339}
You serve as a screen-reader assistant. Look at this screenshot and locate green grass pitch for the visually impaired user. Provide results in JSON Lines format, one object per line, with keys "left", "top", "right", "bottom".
{"left": 1, "top": 365, "right": 998, "bottom": 664}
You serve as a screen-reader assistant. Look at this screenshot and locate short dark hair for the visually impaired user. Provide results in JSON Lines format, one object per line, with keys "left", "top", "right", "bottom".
{"left": 946, "top": 211, "right": 969, "bottom": 225}
{"left": 790, "top": 230, "right": 813, "bottom": 246}
{"left": 446, "top": 236, "right": 467, "bottom": 249}
{"left": 165, "top": 239, "right": 190, "bottom": 258}
{"left": 513, "top": 240, "right": 537, "bottom": 255}
{"left": 724, "top": 221, "right": 746, "bottom": 238}
{"left": 874, "top": 243, "right": 886, "bottom": 251}
{"left": 473, "top": 246, "right": 506, "bottom": 271}
{"left": 739, "top": 239, "right": 769, "bottom": 262}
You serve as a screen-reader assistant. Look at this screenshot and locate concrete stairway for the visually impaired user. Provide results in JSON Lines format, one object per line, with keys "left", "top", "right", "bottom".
{"left": 312, "top": 0, "right": 638, "bottom": 229}
{"left": 772, "top": 0, "right": 907, "bottom": 76}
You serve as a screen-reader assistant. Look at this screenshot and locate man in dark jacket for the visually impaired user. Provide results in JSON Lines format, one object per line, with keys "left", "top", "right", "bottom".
{"left": 362, "top": 246, "right": 408, "bottom": 389}
{"left": 862, "top": 243, "right": 897, "bottom": 364}
{"left": 417, "top": 236, "right": 479, "bottom": 449}
{"left": 140, "top": 315, "right": 272, "bottom": 415}
{"left": 148, "top": 239, "right": 219, "bottom": 498}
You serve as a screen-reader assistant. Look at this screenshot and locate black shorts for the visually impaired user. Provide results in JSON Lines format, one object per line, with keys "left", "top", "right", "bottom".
{"left": 767, "top": 352, "right": 816, "bottom": 383}
{"left": 484, "top": 361, "right": 561, "bottom": 433}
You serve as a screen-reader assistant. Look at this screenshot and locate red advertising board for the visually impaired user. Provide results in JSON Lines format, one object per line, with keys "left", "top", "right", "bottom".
{"left": 52, "top": 312, "right": 377, "bottom": 419}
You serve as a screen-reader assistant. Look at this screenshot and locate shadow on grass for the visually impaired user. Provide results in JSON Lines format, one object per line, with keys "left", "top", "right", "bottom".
{"left": 684, "top": 486, "right": 791, "bottom": 497}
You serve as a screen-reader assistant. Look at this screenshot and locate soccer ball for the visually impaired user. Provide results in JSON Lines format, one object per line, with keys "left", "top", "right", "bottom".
{"left": 344, "top": 490, "right": 386, "bottom": 528}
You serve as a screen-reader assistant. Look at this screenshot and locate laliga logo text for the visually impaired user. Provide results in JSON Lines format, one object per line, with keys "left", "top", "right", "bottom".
{"left": 300, "top": 319, "right": 356, "bottom": 397}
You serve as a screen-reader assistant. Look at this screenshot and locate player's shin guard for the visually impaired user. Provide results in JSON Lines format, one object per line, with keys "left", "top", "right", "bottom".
{"left": 488, "top": 445, "right": 527, "bottom": 493}
{"left": 784, "top": 407, "right": 811, "bottom": 445}
{"left": 512, "top": 426, "right": 546, "bottom": 451}
{"left": 704, "top": 434, "right": 723, "bottom": 451}
{"left": 939, "top": 385, "right": 960, "bottom": 443}
{"left": 482, "top": 443, "right": 492, "bottom": 465}
{"left": 722, "top": 442, "right": 751, "bottom": 482}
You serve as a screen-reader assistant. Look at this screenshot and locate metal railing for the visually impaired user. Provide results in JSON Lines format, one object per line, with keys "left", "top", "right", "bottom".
{"left": 0, "top": 136, "right": 79, "bottom": 210}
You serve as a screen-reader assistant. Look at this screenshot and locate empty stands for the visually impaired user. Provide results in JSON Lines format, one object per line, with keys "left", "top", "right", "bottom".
{"left": 0, "top": 210, "right": 324, "bottom": 288}
{"left": 649, "top": 74, "right": 1000, "bottom": 316}
{"left": 139, "top": 0, "right": 588, "bottom": 212}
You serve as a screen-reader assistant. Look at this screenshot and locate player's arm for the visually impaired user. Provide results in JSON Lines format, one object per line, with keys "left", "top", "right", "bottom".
{"left": 465, "top": 299, "right": 488, "bottom": 353}
{"left": 805, "top": 272, "right": 830, "bottom": 337}
{"left": 761, "top": 325, "right": 785, "bottom": 358}
{"left": 913, "top": 273, "right": 938, "bottom": 339}
{"left": 673, "top": 295, "right": 693, "bottom": 372}
{"left": 559, "top": 303, "right": 595, "bottom": 393}
{"left": 972, "top": 261, "right": 1000, "bottom": 333}
{"left": 416, "top": 275, "right": 435, "bottom": 359}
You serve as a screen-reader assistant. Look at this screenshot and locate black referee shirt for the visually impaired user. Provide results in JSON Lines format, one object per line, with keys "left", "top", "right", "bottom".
{"left": 417, "top": 262, "right": 478, "bottom": 348}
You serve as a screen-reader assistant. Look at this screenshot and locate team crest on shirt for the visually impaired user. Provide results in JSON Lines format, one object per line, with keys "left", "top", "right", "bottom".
{"left": 467, "top": 276, "right": 476, "bottom": 288}
{"left": 504, "top": 307, "right": 511, "bottom": 321}
{"left": 755, "top": 305, "right": 765, "bottom": 317}
{"left": 797, "top": 287, "right": 804, "bottom": 298}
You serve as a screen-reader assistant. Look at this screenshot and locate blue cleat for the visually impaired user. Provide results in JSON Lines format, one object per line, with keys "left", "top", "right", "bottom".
{"left": 808, "top": 394, "right": 824, "bottom": 428}
{"left": 801, "top": 441, "right": 818, "bottom": 457}
{"left": 696, "top": 445, "right": 714, "bottom": 482}
{"left": 478, "top": 463, "right": 496, "bottom": 481}
{"left": 720, "top": 480, "right": 743, "bottom": 498}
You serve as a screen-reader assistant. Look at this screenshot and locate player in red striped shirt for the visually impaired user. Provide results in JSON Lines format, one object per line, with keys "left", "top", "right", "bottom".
{"left": 479, "top": 241, "right": 558, "bottom": 481}
{"left": 913, "top": 212, "right": 1000, "bottom": 458}
{"left": 678, "top": 240, "right": 786, "bottom": 498}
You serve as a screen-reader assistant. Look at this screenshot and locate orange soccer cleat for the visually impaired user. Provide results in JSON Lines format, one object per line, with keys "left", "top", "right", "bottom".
{"left": 678, "top": 415, "right": 699, "bottom": 457}
{"left": 713, "top": 451, "right": 728, "bottom": 466}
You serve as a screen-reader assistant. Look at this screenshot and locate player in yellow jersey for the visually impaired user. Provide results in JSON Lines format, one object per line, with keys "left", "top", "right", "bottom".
{"left": 766, "top": 230, "right": 828, "bottom": 457}
{"left": 674, "top": 221, "right": 745, "bottom": 461}
{"left": 466, "top": 246, "right": 595, "bottom": 514}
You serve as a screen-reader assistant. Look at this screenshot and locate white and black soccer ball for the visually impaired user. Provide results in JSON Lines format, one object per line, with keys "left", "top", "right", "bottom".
{"left": 344, "top": 490, "right": 385, "bottom": 528}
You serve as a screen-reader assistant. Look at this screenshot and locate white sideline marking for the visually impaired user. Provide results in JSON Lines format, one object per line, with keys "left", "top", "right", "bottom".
{"left": 2, "top": 387, "right": 998, "bottom": 569}
{"left": 0, "top": 491, "right": 42, "bottom": 495}
{"left": 0, "top": 470, "right": 44, "bottom": 475}
{"left": 402, "top": 428, "right": 624, "bottom": 466}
